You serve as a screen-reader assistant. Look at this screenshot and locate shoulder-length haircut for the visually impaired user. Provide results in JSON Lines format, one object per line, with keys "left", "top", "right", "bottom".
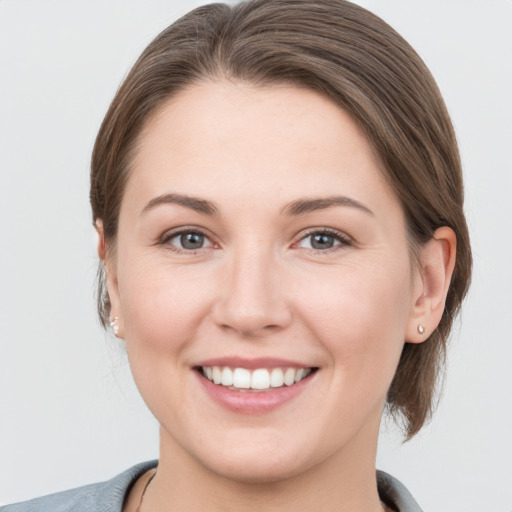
{"left": 90, "top": 0, "right": 472, "bottom": 439}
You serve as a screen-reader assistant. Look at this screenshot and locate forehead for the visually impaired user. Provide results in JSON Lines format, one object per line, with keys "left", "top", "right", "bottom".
{"left": 125, "top": 80, "right": 400, "bottom": 217}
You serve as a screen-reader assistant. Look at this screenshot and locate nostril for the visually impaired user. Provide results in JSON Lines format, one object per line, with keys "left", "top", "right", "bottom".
{"left": 219, "top": 321, "right": 285, "bottom": 338}
{"left": 212, "top": 298, "right": 292, "bottom": 337}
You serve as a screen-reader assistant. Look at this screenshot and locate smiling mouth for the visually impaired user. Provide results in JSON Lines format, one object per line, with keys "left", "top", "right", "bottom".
{"left": 197, "top": 366, "right": 317, "bottom": 392}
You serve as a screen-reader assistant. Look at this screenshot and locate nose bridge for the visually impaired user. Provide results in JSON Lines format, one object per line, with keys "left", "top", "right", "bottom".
{"left": 213, "top": 239, "right": 291, "bottom": 336}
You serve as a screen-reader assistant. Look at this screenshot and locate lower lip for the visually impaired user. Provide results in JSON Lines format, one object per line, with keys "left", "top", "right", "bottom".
{"left": 196, "top": 371, "right": 316, "bottom": 414}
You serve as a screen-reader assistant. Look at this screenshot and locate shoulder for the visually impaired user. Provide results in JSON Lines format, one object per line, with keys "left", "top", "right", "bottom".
{"left": 1, "top": 461, "right": 158, "bottom": 512}
{"left": 377, "top": 470, "right": 423, "bottom": 512}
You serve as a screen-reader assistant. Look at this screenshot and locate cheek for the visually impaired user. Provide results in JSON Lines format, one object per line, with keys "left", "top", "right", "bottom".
{"left": 296, "top": 258, "right": 412, "bottom": 371}
{"left": 117, "top": 256, "right": 217, "bottom": 354}
{"left": 115, "top": 258, "right": 218, "bottom": 419}
{"left": 283, "top": 257, "right": 415, "bottom": 449}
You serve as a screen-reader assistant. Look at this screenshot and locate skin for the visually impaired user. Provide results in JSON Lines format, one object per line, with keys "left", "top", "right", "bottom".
{"left": 98, "top": 81, "right": 456, "bottom": 512}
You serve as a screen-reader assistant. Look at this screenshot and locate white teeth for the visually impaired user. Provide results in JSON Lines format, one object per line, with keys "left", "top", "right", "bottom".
{"left": 294, "top": 368, "right": 305, "bottom": 383}
{"left": 270, "top": 368, "right": 284, "bottom": 388}
{"left": 212, "top": 366, "right": 222, "bottom": 384}
{"left": 296, "top": 368, "right": 312, "bottom": 382}
{"left": 202, "top": 366, "right": 312, "bottom": 390}
{"left": 284, "top": 368, "right": 295, "bottom": 386}
{"left": 233, "top": 368, "right": 251, "bottom": 389}
{"left": 251, "top": 369, "right": 270, "bottom": 390}
{"left": 221, "top": 367, "right": 233, "bottom": 386}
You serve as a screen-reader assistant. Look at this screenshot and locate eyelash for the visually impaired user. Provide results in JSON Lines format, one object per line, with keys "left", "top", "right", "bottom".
{"left": 293, "top": 228, "right": 352, "bottom": 254}
{"left": 160, "top": 227, "right": 214, "bottom": 254}
{"left": 159, "top": 227, "right": 352, "bottom": 254}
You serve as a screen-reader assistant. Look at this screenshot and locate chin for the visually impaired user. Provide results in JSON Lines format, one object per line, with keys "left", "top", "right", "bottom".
{"left": 203, "top": 450, "right": 310, "bottom": 485}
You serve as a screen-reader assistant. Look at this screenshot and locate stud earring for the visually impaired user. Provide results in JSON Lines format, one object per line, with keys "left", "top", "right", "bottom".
{"left": 109, "top": 316, "right": 119, "bottom": 336}
{"left": 417, "top": 324, "right": 425, "bottom": 335}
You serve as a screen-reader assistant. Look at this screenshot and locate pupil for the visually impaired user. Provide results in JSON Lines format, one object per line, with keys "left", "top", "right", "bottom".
{"left": 311, "top": 233, "right": 334, "bottom": 249}
{"left": 181, "top": 232, "right": 204, "bottom": 249}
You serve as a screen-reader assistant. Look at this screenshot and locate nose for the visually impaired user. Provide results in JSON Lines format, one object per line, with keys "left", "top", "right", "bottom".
{"left": 211, "top": 247, "right": 292, "bottom": 337}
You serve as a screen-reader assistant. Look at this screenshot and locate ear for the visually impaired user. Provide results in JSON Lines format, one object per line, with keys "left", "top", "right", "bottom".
{"left": 405, "top": 226, "right": 457, "bottom": 343}
{"left": 95, "top": 220, "right": 124, "bottom": 338}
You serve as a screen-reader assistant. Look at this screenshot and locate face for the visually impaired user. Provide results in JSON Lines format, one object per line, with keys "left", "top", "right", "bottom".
{"left": 106, "top": 81, "right": 423, "bottom": 483}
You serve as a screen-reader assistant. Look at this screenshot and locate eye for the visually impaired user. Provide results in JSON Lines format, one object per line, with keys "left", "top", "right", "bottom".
{"left": 296, "top": 230, "right": 350, "bottom": 251}
{"left": 164, "top": 230, "right": 213, "bottom": 251}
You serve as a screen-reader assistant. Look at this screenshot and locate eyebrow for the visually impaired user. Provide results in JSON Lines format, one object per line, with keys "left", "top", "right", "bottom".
{"left": 282, "top": 196, "right": 374, "bottom": 216}
{"left": 141, "top": 193, "right": 373, "bottom": 217}
{"left": 141, "top": 193, "right": 218, "bottom": 216}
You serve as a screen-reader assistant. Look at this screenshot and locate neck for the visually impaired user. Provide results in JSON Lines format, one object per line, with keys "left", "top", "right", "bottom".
{"left": 145, "top": 422, "right": 385, "bottom": 512}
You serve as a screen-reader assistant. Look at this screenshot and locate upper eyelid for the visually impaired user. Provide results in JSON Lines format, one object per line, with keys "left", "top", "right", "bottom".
{"left": 292, "top": 229, "right": 354, "bottom": 254}
{"left": 158, "top": 226, "right": 352, "bottom": 248}
{"left": 160, "top": 226, "right": 212, "bottom": 242}
{"left": 295, "top": 227, "right": 352, "bottom": 242}
{"left": 160, "top": 228, "right": 216, "bottom": 254}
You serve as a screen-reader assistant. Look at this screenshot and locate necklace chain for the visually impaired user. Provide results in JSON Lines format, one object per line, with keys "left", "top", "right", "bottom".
{"left": 135, "top": 470, "right": 391, "bottom": 512}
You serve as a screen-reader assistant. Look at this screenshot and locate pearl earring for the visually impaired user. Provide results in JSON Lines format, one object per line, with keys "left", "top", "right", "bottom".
{"left": 110, "top": 316, "right": 119, "bottom": 336}
{"left": 417, "top": 324, "right": 425, "bottom": 335}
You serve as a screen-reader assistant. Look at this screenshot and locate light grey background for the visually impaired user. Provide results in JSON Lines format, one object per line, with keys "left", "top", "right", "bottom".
{"left": 1, "top": 1, "right": 511, "bottom": 510}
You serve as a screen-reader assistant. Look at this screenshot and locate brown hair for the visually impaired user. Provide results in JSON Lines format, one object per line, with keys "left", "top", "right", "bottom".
{"left": 90, "top": 0, "right": 472, "bottom": 438}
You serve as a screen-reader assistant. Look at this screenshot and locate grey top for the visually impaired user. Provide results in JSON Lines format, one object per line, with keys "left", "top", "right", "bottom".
{"left": 1, "top": 461, "right": 422, "bottom": 512}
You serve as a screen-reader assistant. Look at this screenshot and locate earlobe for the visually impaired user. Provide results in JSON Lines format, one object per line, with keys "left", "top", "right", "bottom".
{"left": 406, "top": 227, "right": 457, "bottom": 343}
{"left": 95, "top": 220, "right": 125, "bottom": 338}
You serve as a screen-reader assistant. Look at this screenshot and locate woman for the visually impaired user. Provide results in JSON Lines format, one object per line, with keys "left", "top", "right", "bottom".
{"left": 2, "top": 0, "right": 471, "bottom": 511}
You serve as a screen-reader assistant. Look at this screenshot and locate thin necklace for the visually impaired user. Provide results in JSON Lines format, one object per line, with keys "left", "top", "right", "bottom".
{"left": 136, "top": 471, "right": 156, "bottom": 512}
{"left": 135, "top": 472, "right": 391, "bottom": 512}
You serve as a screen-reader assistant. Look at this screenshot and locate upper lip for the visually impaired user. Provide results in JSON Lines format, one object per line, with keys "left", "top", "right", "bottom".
{"left": 195, "top": 357, "right": 315, "bottom": 370}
